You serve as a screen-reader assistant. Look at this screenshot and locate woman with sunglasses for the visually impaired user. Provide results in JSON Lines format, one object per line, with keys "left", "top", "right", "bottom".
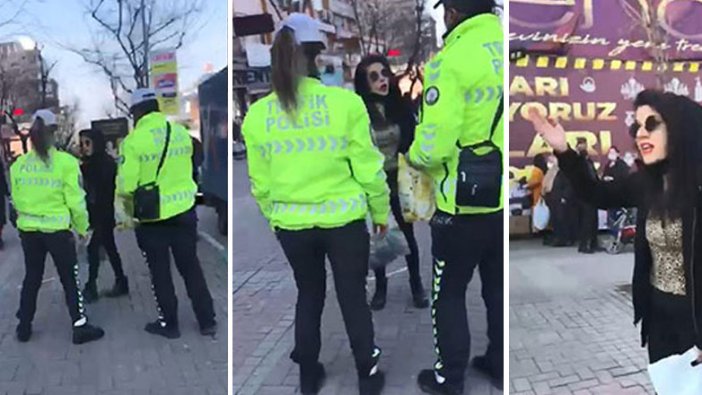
{"left": 78, "top": 129, "right": 128, "bottom": 303}
{"left": 528, "top": 89, "right": 702, "bottom": 366}
{"left": 354, "top": 55, "right": 429, "bottom": 311}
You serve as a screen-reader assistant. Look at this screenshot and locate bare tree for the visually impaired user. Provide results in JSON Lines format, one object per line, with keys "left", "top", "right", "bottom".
{"left": 0, "top": 0, "right": 30, "bottom": 34}
{"left": 72, "top": 0, "right": 205, "bottom": 115}
{"left": 55, "top": 101, "right": 81, "bottom": 153}
{"left": 37, "top": 47, "right": 57, "bottom": 108}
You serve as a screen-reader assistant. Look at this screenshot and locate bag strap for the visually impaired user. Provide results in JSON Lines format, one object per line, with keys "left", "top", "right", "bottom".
{"left": 154, "top": 122, "right": 171, "bottom": 182}
{"left": 458, "top": 94, "right": 504, "bottom": 149}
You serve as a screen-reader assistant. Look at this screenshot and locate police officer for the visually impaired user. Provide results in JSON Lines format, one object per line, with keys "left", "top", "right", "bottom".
{"left": 116, "top": 89, "right": 216, "bottom": 339}
{"left": 408, "top": 1, "right": 504, "bottom": 393}
{"left": 242, "top": 13, "right": 390, "bottom": 395}
{"left": 11, "top": 109, "right": 105, "bottom": 345}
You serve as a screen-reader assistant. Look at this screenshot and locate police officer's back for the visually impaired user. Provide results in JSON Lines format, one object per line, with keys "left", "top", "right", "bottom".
{"left": 409, "top": 1, "right": 504, "bottom": 393}
{"left": 11, "top": 109, "right": 105, "bottom": 345}
{"left": 116, "top": 89, "right": 216, "bottom": 338}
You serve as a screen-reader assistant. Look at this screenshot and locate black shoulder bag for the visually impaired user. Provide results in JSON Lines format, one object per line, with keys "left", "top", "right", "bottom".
{"left": 455, "top": 96, "right": 504, "bottom": 208}
{"left": 134, "top": 122, "right": 171, "bottom": 221}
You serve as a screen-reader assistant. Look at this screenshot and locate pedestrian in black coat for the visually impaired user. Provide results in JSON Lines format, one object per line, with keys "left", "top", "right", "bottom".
{"left": 529, "top": 89, "right": 702, "bottom": 366}
{"left": 79, "top": 129, "right": 128, "bottom": 302}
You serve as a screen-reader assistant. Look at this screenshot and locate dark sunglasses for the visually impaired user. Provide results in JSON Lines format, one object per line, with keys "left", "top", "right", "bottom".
{"left": 629, "top": 115, "right": 663, "bottom": 138}
{"left": 369, "top": 68, "right": 392, "bottom": 83}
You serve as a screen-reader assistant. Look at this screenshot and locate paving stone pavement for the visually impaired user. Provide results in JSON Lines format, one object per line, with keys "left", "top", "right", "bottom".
{"left": 509, "top": 239, "right": 655, "bottom": 395}
{"left": 233, "top": 161, "right": 503, "bottom": 395}
{"left": 0, "top": 207, "right": 228, "bottom": 395}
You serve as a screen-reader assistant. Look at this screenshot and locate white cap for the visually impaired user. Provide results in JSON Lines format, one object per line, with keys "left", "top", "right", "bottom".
{"left": 279, "top": 13, "right": 325, "bottom": 45}
{"left": 32, "top": 109, "right": 57, "bottom": 126}
{"left": 130, "top": 87, "right": 158, "bottom": 108}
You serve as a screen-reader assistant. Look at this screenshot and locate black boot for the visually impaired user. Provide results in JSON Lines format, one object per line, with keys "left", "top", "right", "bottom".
{"left": 300, "top": 362, "right": 326, "bottom": 394}
{"left": 410, "top": 278, "right": 429, "bottom": 309}
{"left": 472, "top": 355, "right": 503, "bottom": 390}
{"left": 145, "top": 320, "right": 181, "bottom": 339}
{"left": 417, "top": 369, "right": 463, "bottom": 395}
{"left": 370, "top": 277, "right": 387, "bottom": 311}
{"left": 16, "top": 322, "right": 32, "bottom": 343}
{"left": 359, "top": 371, "right": 385, "bottom": 395}
{"left": 83, "top": 282, "right": 99, "bottom": 304}
{"left": 72, "top": 323, "right": 105, "bottom": 344}
{"left": 105, "top": 276, "right": 129, "bottom": 298}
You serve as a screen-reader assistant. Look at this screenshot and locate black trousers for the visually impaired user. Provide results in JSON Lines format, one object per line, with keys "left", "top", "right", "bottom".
{"left": 87, "top": 224, "right": 125, "bottom": 284}
{"left": 547, "top": 196, "right": 576, "bottom": 244}
{"left": 17, "top": 231, "right": 86, "bottom": 325}
{"left": 577, "top": 200, "right": 598, "bottom": 250}
{"left": 430, "top": 211, "right": 503, "bottom": 385}
{"left": 647, "top": 288, "right": 697, "bottom": 363}
{"left": 135, "top": 208, "right": 215, "bottom": 328}
{"left": 277, "top": 220, "right": 379, "bottom": 377}
{"left": 373, "top": 192, "right": 421, "bottom": 285}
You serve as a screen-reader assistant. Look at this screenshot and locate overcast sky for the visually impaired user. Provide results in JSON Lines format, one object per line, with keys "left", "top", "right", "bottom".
{"left": 1, "top": 0, "right": 227, "bottom": 128}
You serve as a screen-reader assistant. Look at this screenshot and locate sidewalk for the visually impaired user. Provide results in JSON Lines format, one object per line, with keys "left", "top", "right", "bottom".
{"left": 233, "top": 161, "right": 502, "bottom": 395}
{"left": 0, "top": 208, "right": 228, "bottom": 395}
{"left": 509, "top": 239, "right": 654, "bottom": 395}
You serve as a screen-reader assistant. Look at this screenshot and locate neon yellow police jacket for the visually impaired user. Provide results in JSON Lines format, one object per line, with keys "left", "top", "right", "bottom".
{"left": 10, "top": 148, "right": 89, "bottom": 235}
{"left": 243, "top": 77, "right": 390, "bottom": 230}
{"left": 116, "top": 112, "right": 197, "bottom": 222}
{"left": 409, "top": 14, "right": 504, "bottom": 215}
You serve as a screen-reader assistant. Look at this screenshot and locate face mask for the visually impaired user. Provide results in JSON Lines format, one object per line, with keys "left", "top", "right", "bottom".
{"left": 547, "top": 162, "right": 554, "bottom": 169}
{"left": 623, "top": 154, "right": 634, "bottom": 166}
{"left": 608, "top": 152, "right": 617, "bottom": 161}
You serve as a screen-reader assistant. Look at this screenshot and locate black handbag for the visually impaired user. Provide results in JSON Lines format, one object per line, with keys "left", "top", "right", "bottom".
{"left": 134, "top": 122, "right": 171, "bottom": 221}
{"left": 455, "top": 96, "right": 504, "bottom": 208}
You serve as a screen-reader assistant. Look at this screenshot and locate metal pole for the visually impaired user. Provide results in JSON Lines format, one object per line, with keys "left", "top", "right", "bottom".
{"left": 142, "top": 0, "right": 150, "bottom": 87}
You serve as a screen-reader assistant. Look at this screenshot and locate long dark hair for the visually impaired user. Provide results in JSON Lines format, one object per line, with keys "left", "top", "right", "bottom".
{"left": 30, "top": 119, "right": 53, "bottom": 164}
{"left": 271, "top": 27, "right": 323, "bottom": 114}
{"left": 533, "top": 153, "right": 547, "bottom": 174}
{"left": 634, "top": 90, "right": 702, "bottom": 217}
{"left": 354, "top": 55, "right": 416, "bottom": 152}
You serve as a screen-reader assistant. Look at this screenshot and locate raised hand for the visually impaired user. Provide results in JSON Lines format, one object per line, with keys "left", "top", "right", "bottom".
{"left": 527, "top": 107, "right": 569, "bottom": 153}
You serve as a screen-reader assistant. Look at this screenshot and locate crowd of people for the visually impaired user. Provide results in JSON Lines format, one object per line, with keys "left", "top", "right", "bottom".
{"left": 3, "top": 89, "right": 216, "bottom": 345}
{"left": 241, "top": 0, "right": 503, "bottom": 394}
{"left": 522, "top": 141, "right": 642, "bottom": 253}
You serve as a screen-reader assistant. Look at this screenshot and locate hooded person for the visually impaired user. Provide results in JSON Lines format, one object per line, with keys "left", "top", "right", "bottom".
{"left": 78, "top": 129, "right": 129, "bottom": 302}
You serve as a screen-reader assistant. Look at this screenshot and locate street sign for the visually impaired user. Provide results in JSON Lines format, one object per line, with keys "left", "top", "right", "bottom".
{"left": 91, "top": 118, "right": 129, "bottom": 159}
{"left": 233, "top": 67, "right": 271, "bottom": 91}
{"left": 150, "top": 50, "right": 180, "bottom": 116}
{"left": 233, "top": 14, "right": 275, "bottom": 37}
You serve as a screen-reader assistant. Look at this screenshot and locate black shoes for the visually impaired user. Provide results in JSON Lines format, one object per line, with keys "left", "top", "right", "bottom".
{"left": 370, "top": 280, "right": 387, "bottom": 311}
{"left": 300, "top": 362, "right": 326, "bottom": 394}
{"left": 417, "top": 369, "right": 463, "bottom": 395}
{"left": 359, "top": 371, "right": 385, "bottom": 395}
{"left": 200, "top": 320, "right": 218, "bottom": 337}
{"left": 411, "top": 280, "right": 430, "bottom": 309}
{"left": 16, "top": 323, "right": 32, "bottom": 343}
{"left": 145, "top": 320, "right": 181, "bottom": 339}
{"left": 82, "top": 282, "right": 99, "bottom": 304}
{"left": 72, "top": 323, "right": 105, "bottom": 345}
{"left": 105, "top": 276, "right": 129, "bottom": 298}
{"left": 472, "top": 355, "right": 504, "bottom": 390}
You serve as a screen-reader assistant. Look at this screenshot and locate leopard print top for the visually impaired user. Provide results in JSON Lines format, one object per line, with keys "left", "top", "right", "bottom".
{"left": 646, "top": 216, "right": 686, "bottom": 296}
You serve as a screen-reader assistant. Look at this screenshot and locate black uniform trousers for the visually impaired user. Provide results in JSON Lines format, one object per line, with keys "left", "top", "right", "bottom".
{"left": 430, "top": 211, "right": 503, "bottom": 385}
{"left": 277, "top": 220, "right": 380, "bottom": 377}
{"left": 87, "top": 224, "right": 125, "bottom": 284}
{"left": 135, "top": 208, "right": 215, "bottom": 328}
{"left": 17, "top": 230, "right": 85, "bottom": 325}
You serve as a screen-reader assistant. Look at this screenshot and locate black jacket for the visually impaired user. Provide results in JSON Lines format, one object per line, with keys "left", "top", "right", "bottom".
{"left": 603, "top": 159, "right": 630, "bottom": 183}
{"left": 557, "top": 149, "right": 702, "bottom": 349}
{"left": 80, "top": 130, "right": 117, "bottom": 229}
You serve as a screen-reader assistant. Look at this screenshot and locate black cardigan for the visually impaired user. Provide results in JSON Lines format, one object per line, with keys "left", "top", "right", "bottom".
{"left": 556, "top": 148, "right": 702, "bottom": 348}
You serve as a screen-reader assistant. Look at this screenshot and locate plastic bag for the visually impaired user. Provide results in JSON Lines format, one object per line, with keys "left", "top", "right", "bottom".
{"left": 532, "top": 198, "right": 550, "bottom": 230}
{"left": 397, "top": 154, "right": 435, "bottom": 222}
{"left": 369, "top": 227, "right": 411, "bottom": 271}
{"left": 648, "top": 347, "right": 702, "bottom": 395}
